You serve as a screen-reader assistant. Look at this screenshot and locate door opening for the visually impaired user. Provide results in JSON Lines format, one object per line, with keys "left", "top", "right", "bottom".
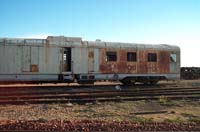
{"left": 63, "top": 48, "right": 71, "bottom": 72}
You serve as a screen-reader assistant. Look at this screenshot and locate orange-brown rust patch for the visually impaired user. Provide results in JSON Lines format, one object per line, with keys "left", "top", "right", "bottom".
{"left": 158, "top": 51, "right": 170, "bottom": 73}
{"left": 88, "top": 51, "right": 94, "bottom": 59}
{"left": 30, "top": 64, "right": 38, "bottom": 72}
{"left": 137, "top": 50, "right": 148, "bottom": 73}
{"left": 99, "top": 48, "right": 170, "bottom": 74}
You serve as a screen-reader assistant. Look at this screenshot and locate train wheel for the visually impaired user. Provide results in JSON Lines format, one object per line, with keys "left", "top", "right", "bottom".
{"left": 149, "top": 80, "right": 158, "bottom": 85}
{"left": 78, "top": 80, "right": 94, "bottom": 85}
{"left": 120, "top": 80, "right": 135, "bottom": 85}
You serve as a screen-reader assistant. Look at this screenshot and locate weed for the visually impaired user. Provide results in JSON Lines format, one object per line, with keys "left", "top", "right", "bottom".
{"left": 92, "top": 112, "right": 115, "bottom": 117}
{"left": 38, "top": 118, "right": 48, "bottom": 123}
{"left": 188, "top": 118, "right": 200, "bottom": 123}
{"left": 73, "top": 109, "right": 95, "bottom": 113}
{"left": 158, "top": 96, "right": 169, "bottom": 104}
{"left": 181, "top": 113, "right": 198, "bottom": 118}
{"left": 181, "top": 113, "right": 200, "bottom": 123}
{"left": 131, "top": 117, "right": 153, "bottom": 123}
{"left": 164, "top": 117, "right": 183, "bottom": 123}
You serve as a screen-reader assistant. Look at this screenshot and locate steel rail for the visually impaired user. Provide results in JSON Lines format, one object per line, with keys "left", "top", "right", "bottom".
{"left": 0, "top": 90, "right": 200, "bottom": 100}
{"left": 0, "top": 95, "right": 199, "bottom": 105}
{"left": 0, "top": 86, "right": 199, "bottom": 104}
{"left": 0, "top": 87, "right": 199, "bottom": 95}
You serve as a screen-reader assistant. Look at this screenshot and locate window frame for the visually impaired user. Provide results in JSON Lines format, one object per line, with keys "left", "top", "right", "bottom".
{"left": 148, "top": 53, "right": 157, "bottom": 62}
{"left": 127, "top": 52, "right": 137, "bottom": 62}
{"left": 170, "top": 53, "right": 177, "bottom": 62}
{"left": 106, "top": 51, "right": 117, "bottom": 62}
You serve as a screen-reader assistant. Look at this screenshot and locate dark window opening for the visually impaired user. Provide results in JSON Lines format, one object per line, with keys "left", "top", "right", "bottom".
{"left": 148, "top": 53, "right": 157, "bottom": 62}
{"left": 63, "top": 48, "right": 71, "bottom": 71}
{"left": 106, "top": 51, "right": 117, "bottom": 62}
{"left": 127, "top": 52, "right": 137, "bottom": 61}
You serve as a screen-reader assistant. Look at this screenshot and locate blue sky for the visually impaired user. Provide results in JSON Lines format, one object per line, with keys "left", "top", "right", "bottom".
{"left": 1, "top": 0, "right": 200, "bottom": 66}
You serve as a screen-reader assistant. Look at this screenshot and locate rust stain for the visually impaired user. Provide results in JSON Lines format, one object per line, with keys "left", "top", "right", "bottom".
{"left": 88, "top": 51, "right": 94, "bottom": 59}
{"left": 63, "top": 64, "right": 68, "bottom": 72}
{"left": 99, "top": 48, "right": 170, "bottom": 74}
{"left": 147, "top": 62, "right": 157, "bottom": 73}
{"left": 158, "top": 51, "right": 170, "bottom": 73}
{"left": 137, "top": 50, "right": 148, "bottom": 73}
{"left": 30, "top": 64, "right": 39, "bottom": 72}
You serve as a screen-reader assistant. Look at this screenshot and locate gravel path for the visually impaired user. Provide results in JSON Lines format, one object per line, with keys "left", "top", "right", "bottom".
{"left": 0, "top": 120, "right": 199, "bottom": 131}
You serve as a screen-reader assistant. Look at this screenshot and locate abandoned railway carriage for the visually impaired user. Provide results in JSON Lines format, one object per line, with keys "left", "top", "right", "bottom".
{"left": 0, "top": 36, "right": 180, "bottom": 84}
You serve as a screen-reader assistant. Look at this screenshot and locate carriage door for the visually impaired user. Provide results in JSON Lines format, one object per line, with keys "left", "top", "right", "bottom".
{"left": 63, "top": 48, "right": 71, "bottom": 72}
{"left": 88, "top": 48, "right": 99, "bottom": 73}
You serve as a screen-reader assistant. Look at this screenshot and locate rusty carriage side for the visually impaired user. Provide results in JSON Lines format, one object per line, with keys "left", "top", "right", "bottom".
{"left": 0, "top": 36, "right": 180, "bottom": 84}
{"left": 75, "top": 40, "right": 180, "bottom": 85}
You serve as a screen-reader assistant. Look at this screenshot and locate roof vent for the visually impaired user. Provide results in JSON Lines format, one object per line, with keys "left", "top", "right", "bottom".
{"left": 96, "top": 39, "right": 101, "bottom": 42}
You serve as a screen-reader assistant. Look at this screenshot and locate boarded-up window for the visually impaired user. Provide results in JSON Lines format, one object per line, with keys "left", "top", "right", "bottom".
{"left": 106, "top": 51, "right": 117, "bottom": 62}
{"left": 148, "top": 53, "right": 157, "bottom": 62}
{"left": 127, "top": 52, "right": 137, "bottom": 62}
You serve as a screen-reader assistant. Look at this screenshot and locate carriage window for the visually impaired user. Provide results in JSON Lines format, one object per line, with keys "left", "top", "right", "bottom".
{"left": 170, "top": 54, "right": 177, "bottom": 62}
{"left": 106, "top": 51, "right": 117, "bottom": 61}
{"left": 127, "top": 52, "right": 137, "bottom": 61}
{"left": 148, "top": 53, "right": 157, "bottom": 62}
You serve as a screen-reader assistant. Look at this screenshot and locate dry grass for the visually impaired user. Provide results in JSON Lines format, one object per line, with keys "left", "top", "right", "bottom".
{"left": 0, "top": 99, "right": 199, "bottom": 123}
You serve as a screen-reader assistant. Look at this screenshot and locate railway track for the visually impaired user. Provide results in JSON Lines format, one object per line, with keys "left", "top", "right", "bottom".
{"left": 0, "top": 85, "right": 199, "bottom": 104}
